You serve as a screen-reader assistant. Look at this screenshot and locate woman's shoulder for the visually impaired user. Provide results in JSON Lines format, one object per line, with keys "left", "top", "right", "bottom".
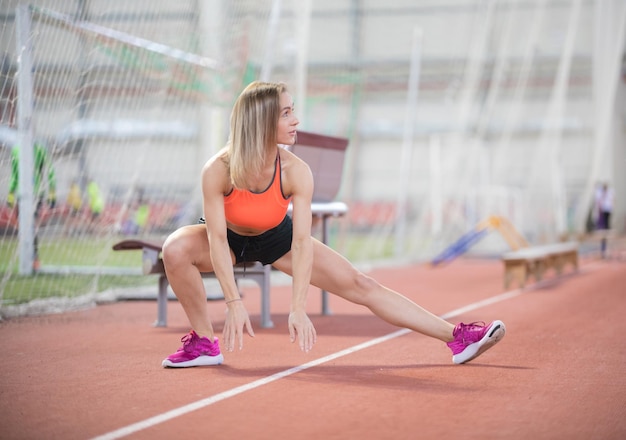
{"left": 278, "top": 146, "right": 307, "bottom": 170}
{"left": 202, "top": 148, "right": 230, "bottom": 186}
{"left": 278, "top": 146, "right": 313, "bottom": 196}
{"left": 203, "top": 148, "right": 229, "bottom": 171}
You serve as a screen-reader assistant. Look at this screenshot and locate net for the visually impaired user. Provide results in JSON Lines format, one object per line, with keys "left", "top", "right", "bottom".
{"left": 0, "top": 0, "right": 255, "bottom": 313}
{"left": 0, "top": 0, "right": 624, "bottom": 317}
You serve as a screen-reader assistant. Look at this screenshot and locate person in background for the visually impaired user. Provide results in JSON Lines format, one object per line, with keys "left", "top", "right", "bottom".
{"left": 7, "top": 142, "right": 56, "bottom": 270}
{"left": 62, "top": 180, "right": 83, "bottom": 236}
{"left": 160, "top": 81, "right": 506, "bottom": 368}
{"left": 66, "top": 181, "right": 82, "bottom": 216}
{"left": 86, "top": 179, "right": 105, "bottom": 234}
{"left": 122, "top": 188, "right": 151, "bottom": 235}
{"left": 8, "top": 142, "right": 56, "bottom": 216}
{"left": 595, "top": 182, "right": 614, "bottom": 258}
{"left": 597, "top": 183, "right": 613, "bottom": 230}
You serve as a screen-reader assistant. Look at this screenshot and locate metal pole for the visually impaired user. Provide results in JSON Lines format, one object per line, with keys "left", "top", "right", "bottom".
{"left": 295, "top": 0, "right": 312, "bottom": 118}
{"left": 15, "top": 4, "right": 36, "bottom": 275}
{"left": 259, "top": 0, "right": 281, "bottom": 82}
{"left": 429, "top": 135, "right": 442, "bottom": 236}
{"left": 394, "top": 27, "right": 422, "bottom": 256}
{"left": 320, "top": 215, "right": 330, "bottom": 315}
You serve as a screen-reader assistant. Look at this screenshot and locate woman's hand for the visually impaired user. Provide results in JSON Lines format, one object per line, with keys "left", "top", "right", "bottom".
{"left": 223, "top": 300, "right": 255, "bottom": 351}
{"left": 288, "top": 309, "right": 317, "bottom": 352}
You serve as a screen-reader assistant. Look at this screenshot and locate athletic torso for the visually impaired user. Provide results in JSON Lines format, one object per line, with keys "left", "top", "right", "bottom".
{"left": 224, "top": 153, "right": 291, "bottom": 233}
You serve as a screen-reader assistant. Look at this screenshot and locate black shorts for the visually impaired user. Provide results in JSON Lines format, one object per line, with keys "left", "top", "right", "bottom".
{"left": 199, "top": 215, "right": 293, "bottom": 265}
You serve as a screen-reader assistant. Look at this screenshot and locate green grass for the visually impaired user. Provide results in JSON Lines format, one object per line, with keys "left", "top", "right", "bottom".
{"left": 0, "top": 231, "right": 398, "bottom": 306}
{"left": 0, "top": 236, "right": 155, "bottom": 305}
{"left": 1, "top": 273, "right": 156, "bottom": 305}
{"left": 0, "top": 236, "right": 141, "bottom": 270}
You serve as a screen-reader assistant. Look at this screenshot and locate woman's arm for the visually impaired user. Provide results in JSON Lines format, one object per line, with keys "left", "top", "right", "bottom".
{"left": 283, "top": 150, "right": 317, "bottom": 351}
{"left": 202, "top": 154, "right": 254, "bottom": 350}
{"left": 289, "top": 173, "right": 314, "bottom": 311}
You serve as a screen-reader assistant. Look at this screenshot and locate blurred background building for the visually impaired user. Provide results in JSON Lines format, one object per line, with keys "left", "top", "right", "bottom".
{"left": 0, "top": 0, "right": 624, "bottom": 305}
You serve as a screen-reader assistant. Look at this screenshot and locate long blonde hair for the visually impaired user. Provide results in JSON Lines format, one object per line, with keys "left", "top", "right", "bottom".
{"left": 227, "top": 81, "right": 286, "bottom": 189}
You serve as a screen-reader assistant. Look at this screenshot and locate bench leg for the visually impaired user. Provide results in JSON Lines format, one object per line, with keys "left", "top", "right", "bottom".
{"left": 530, "top": 260, "right": 547, "bottom": 283}
{"left": 552, "top": 255, "right": 564, "bottom": 275}
{"left": 504, "top": 262, "right": 526, "bottom": 289}
{"left": 154, "top": 274, "right": 169, "bottom": 327}
{"left": 320, "top": 216, "right": 332, "bottom": 316}
{"left": 260, "top": 265, "right": 273, "bottom": 328}
{"left": 565, "top": 251, "right": 579, "bottom": 273}
{"left": 240, "top": 265, "right": 274, "bottom": 328}
{"left": 504, "top": 267, "right": 516, "bottom": 289}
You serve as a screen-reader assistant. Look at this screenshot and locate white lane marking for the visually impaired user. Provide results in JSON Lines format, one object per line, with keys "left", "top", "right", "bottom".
{"left": 91, "top": 329, "right": 409, "bottom": 440}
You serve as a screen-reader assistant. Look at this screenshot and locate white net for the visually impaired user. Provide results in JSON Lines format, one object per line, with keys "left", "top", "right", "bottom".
{"left": 1, "top": 0, "right": 625, "bottom": 316}
{"left": 0, "top": 0, "right": 251, "bottom": 312}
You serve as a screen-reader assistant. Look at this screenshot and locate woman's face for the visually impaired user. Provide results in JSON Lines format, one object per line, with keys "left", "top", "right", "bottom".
{"left": 276, "top": 91, "right": 299, "bottom": 145}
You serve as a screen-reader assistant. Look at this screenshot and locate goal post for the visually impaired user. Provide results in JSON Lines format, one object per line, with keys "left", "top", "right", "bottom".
{"left": 15, "top": 4, "right": 37, "bottom": 275}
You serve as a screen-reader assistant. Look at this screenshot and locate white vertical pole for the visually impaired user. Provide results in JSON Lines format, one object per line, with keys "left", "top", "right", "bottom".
{"left": 198, "top": 0, "right": 224, "bottom": 158}
{"left": 575, "top": 0, "right": 626, "bottom": 232}
{"left": 527, "top": 0, "right": 581, "bottom": 237}
{"left": 394, "top": 27, "right": 422, "bottom": 256}
{"left": 429, "top": 135, "right": 442, "bottom": 235}
{"left": 195, "top": 0, "right": 225, "bottom": 225}
{"left": 551, "top": 0, "right": 581, "bottom": 235}
{"left": 259, "top": 0, "right": 282, "bottom": 82}
{"left": 15, "top": 4, "right": 36, "bottom": 275}
{"left": 294, "top": 0, "right": 312, "bottom": 121}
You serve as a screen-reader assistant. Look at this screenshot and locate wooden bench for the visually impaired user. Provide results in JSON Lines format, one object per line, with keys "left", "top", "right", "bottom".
{"left": 113, "top": 130, "right": 349, "bottom": 328}
{"left": 502, "top": 241, "right": 579, "bottom": 289}
{"left": 112, "top": 239, "right": 274, "bottom": 327}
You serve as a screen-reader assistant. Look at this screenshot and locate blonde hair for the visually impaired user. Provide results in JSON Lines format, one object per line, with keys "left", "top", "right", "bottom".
{"left": 227, "top": 81, "right": 287, "bottom": 189}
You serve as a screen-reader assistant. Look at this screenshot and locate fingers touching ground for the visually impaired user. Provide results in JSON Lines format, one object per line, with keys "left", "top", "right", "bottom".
{"left": 288, "top": 310, "right": 317, "bottom": 352}
{"left": 223, "top": 302, "right": 255, "bottom": 352}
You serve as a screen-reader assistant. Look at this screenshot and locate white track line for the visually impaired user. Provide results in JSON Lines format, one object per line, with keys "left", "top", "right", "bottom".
{"left": 91, "top": 329, "right": 412, "bottom": 440}
{"left": 91, "top": 276, "right": 576, "bottom": 440}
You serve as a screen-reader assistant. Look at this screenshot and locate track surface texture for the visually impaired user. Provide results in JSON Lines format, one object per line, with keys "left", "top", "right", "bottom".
{"left": 1, "top": 254, "right": 625, "bottom": 440}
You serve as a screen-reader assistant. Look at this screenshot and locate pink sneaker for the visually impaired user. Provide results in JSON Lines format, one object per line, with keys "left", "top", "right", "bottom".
{"left": 447, "top": 320, "right": 505, "bottom": 364}
{"left": 162, "top": 330, "right": 224, "bottom": 368}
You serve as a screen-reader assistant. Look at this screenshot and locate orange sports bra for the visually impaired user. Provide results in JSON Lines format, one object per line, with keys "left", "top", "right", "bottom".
{"left": 224, "top": 154, "right": 291, "bottom": 230}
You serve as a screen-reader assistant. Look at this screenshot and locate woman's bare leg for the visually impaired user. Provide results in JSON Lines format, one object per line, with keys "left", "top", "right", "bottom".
{"left": 161, "top": 224, "right": 226, "bottom": 341}
{"left": 272, "top": 238, "right": 455, "bottom": 342}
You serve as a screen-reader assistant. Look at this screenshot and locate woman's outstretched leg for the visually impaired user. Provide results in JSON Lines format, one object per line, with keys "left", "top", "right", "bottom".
{"left": 273, "top": 239, "right": 505, "bottom": 364}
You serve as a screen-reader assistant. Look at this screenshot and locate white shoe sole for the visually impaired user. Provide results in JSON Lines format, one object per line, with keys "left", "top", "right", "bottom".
{"left": 162, "top": 353, "right": 224, "bottom": 368}
{"left": 452, "top": 320, "right": 506, "bottom": 364}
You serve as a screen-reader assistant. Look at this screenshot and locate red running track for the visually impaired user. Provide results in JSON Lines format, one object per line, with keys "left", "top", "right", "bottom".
{"left": 1, "top": 256, "right": 625, "bottom": 440}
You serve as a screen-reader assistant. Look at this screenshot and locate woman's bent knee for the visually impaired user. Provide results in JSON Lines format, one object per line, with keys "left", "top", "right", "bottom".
{"left": 162, "top": 226, "right": 206, "bottom": 269}
{"left": 162, "top": 234, "right": 185, "bottom": 269}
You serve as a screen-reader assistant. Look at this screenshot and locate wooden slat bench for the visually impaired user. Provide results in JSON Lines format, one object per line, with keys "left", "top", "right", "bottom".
{"left": 112, "top": 238, "right": 274, "bottom": 328}
{"left": 502, "top": 241, "right": 579, "bottom": 289}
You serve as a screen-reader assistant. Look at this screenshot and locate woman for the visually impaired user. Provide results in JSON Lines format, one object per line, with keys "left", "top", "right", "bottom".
{"left": 161, "top": 81, "right": 505, "bottom": 368}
